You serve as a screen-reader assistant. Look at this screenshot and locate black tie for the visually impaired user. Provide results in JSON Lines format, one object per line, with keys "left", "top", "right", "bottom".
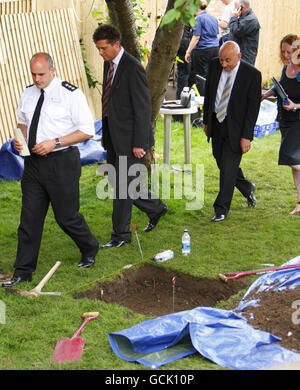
{"left": 28, "top": 89, "right": 45, "bottom": 152}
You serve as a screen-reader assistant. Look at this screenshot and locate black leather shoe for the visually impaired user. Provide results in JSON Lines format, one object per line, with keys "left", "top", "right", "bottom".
{"left": 101, "top": 239, "right": 130, "bottom": 249}
{"left": 78, "top": 255, "right": 96, "bottom": 268}
{"left": 211, "top": 214, "right": 226, "bottom": 222}
{"left": 78, "top": 244, "right": 99, "bottom": 268}
{"left": 2, "top": 274, "right": 32, "bottom": 288}
{"left": 247, "top": 183, "right": 256, "bottom": 207}
{"left": 144, "top": 205, "right": 168, "bottom": 233}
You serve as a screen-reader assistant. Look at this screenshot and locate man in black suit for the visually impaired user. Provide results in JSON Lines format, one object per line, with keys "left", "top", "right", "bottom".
{"left": 203, "top": 41, "right": 261, "bottom": 222}
{"left": 93, "top": 24, "right": 168, "bottom": 248}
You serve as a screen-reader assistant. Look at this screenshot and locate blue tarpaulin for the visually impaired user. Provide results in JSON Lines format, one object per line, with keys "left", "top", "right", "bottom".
{"left": 0, "top": 119, "right": 106, "bottom": 181}
{"left": 108, "top": 256, "right": 300, "bottom": 370}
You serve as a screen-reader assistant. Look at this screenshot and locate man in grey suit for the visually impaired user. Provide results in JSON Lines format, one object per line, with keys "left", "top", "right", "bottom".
{"left": 203, "top": 41, "right": 261, "bottom": 222}
{"left": 93, "top": 24, "right": 168, "bottom": 248}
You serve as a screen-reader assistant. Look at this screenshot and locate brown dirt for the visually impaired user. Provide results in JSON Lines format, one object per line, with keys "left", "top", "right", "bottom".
{"left": 238, "top": 285, "right": 300, "bottom": 353}
{"left": 74, "top": 264, "right": 300, "bottom": 354}
{"left": 74, "top": 264, "right": 250, "bottom": 316}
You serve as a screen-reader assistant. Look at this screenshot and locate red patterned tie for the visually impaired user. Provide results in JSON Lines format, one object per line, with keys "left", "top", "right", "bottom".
{"left": 102, "top": 61, "right": 114, "bottom": 118}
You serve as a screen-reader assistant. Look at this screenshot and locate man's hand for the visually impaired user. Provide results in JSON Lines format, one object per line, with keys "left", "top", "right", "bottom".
{"left": 32, "top": 140, "right": 56, "bottom": 156}
{"left": 240, "top": 138, "right": 251, "bottom": 154}
{"left": 133, "top": 147, "right": 146, "bottom": 159}
{"left": 185, "top": 52, "right": 191, "bottom": 63}
{"left": 204, "top": 124, "right": 208, "bottom": 136}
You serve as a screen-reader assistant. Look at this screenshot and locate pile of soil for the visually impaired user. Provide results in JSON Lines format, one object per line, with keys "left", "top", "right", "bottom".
{"left": 238, "top": 286, "right": 300, "bottom": 353}
{"left": 74, "top": 264, "right": 250, "bottom": 316}
{"left": 75, "top": 264, "right": 300, "bottom": 353}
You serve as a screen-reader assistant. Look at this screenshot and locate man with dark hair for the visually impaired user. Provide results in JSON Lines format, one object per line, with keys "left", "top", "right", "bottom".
{"left": 2, "top": 53, "right": 99, "bottom": 288}
{"left": 229, "top": 0, "right": 260, "bottom": 65}
{"left": 93, "top": 24, "right": 168, "bottom": 249}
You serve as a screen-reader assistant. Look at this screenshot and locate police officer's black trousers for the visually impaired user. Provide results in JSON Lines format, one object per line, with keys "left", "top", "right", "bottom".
{"left": 14, "top": 147, "right": 99, "bottom": 276}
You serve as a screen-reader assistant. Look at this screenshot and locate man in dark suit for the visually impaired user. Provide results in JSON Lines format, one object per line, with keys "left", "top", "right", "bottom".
{"left": 203, "top": 41, "right": 261, "bottom": 222}
{"left": 93, "top": 24, "right": 168, "bottom": 248}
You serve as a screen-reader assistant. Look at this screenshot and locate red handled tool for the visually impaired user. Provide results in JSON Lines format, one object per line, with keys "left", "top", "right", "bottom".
{"left": 52, "top": 312, "right": 100, "bottom": 363}
{"left": 218, "top": 263, "right": 300, "bottom": 282}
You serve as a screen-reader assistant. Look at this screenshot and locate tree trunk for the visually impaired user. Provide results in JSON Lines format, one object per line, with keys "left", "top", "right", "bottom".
{"left": 105, "top": 0, "right": 141, "bottom": 61}
{"left": 145, "top": 0, "right": 183, "bottom": 165}
{"left": 105, "top": 0, "right": 183, "bottom": 168}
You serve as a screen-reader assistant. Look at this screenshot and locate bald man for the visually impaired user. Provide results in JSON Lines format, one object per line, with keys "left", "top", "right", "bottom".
{"left": 203, "top": 41, "right": 261, "bottom": 221}
{"left": 2, "top": 53, "right": 99, "bottom": 288}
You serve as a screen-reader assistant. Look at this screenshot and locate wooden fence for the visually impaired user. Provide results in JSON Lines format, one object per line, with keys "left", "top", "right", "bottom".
{"left": 251, "top": 0, "right": 300, "bottom": 81}
{"left": 0, "top": 7, "right": 92, "bottom": 146}
{"left": 0, "top": 0, "right": 35, "bottom": 14}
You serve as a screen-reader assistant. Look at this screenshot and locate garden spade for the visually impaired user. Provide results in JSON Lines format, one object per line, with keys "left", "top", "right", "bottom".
{"left": 52, "top": 312, "right": 100, "bottom": 363}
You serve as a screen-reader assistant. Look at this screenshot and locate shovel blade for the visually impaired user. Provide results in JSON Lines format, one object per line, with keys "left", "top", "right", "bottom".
{"left": 52, "top": 337, "right": 85, "bottom": 363}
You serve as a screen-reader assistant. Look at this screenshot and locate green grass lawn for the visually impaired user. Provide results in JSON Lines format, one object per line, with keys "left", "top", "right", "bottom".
{"left": 0, "top": 119, "right": 298, "bottom": 371}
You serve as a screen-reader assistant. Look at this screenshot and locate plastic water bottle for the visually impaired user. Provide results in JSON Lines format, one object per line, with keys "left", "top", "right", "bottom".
{"left": 182, "top": 229, "right": 191, "bottom": 256}
{"left": 153, "top": 250, "right": 174, "bottom": 262}
{"left": 190, "top": 88, "right": 196, "bottom": 106}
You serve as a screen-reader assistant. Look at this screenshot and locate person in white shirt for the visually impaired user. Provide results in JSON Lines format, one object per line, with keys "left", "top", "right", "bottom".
{"left": 2, "top": 52, "right": 99, "bottom": 288}
{"left": 218, "top": 0, "right": 236, "bottom": 45}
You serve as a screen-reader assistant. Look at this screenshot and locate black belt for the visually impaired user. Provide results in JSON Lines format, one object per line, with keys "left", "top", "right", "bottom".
{"left": 30, "top": 146, "right": 76, "bottom": 159}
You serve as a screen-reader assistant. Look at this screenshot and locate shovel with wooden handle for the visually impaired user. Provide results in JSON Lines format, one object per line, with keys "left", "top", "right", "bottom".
{"left": 5, "top": 261, "right": 62, "bottom": 298}
{"left": 52, "top": 312, "right": 100, "bottom": 363}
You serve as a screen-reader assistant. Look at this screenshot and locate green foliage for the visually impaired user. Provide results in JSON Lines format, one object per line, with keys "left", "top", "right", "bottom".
{"left": 79, "top": 39, "right": 101, "bottom": 90}
{"left": 161, "top": 0, "right": 211, "bottom": 30}
{"left": 0, "top": 120, "right": 298, "bottom": 370}
{"left": 92, "top": 0, "right": 151, "bottom": 62}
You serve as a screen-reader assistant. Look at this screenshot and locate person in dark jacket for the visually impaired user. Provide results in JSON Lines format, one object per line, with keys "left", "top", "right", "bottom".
{"left": 228, "top": 0, "right": 260, "bottom": 65}
{"left": 176, "top": 25, "right": 192, "bottom": 100}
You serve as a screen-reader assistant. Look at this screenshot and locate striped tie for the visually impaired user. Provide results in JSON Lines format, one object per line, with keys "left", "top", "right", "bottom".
{"left": 102, "top": 61, "right": 114, "bottom": 118}
{"left": 216, "top": 72, "right": 232, "bottom": 123}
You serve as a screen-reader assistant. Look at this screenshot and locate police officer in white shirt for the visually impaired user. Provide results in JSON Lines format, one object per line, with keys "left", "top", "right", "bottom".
{"left": 2, "top": 52, "right": 99, "bottom": 288}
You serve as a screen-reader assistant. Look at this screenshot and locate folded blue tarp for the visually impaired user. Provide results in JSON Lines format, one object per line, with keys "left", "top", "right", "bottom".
{"left": 108, "top": 256, "right": 300, "bottom": 370}
{"left": 0, "top": 119, "right": 106, "bottom": 181}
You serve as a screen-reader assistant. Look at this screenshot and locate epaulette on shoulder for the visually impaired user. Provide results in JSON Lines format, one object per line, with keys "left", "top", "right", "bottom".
{"left": 26, "top": 84, "right": 34, "bottom": 88}
{"left": 62, "top": 81, "right": 78, "bottom": 92}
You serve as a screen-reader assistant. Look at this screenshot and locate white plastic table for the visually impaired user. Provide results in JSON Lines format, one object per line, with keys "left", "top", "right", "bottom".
{"left": 159, "top": 98, "right": 203, "bottom": 166}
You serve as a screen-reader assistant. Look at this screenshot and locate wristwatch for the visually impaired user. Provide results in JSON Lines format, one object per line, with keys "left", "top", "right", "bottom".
{"left": 293, "top": 105, "right": 298, "bottom": 112}
{"left": 55, "top": 137, "right": 61, "bottom": 149}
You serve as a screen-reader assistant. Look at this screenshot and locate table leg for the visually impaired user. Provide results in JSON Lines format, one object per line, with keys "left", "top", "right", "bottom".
{"left": 183, "top": 114, "right": 191, "bottom": 164}
{"left": 163, "top": 114, "right": 171, "bottom": 166}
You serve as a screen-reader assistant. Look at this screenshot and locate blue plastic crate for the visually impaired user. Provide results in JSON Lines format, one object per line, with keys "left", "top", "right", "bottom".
{"left": 254, "top": 121, "right": 278, "bottom": 138}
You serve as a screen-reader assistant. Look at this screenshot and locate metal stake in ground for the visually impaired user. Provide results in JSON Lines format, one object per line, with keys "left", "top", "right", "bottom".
{"left": 132, "top": 224, "right": 144, "bottom": 260}
{"left": 172, "top": 276, "right": 176, "bottom": 313}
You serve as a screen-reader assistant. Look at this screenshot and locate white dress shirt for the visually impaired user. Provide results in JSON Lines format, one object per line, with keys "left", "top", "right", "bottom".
{"left": 110, "top": 46, "right": 124, "bottom": 82}
{"left": 17, "top": 76, "right": 95, "bottom": 146}
{"left": 214, "top": 61, "right": 240, "bottom": 114}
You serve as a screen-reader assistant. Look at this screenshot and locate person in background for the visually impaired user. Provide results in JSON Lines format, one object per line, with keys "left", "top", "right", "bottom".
{"left": 228, "top": 0, "right": 260, "bottom": 66}
{"left": 176, "top": 25, "right": 192, "bottom": 100}
{"left": 203, "top": 41, "right": 261, "bottom": 222}
{"left": 262, "top": 34, "right": 300, "bottom": 215}
{"left": 218, "top": 0, "right": 235, "bottom": 46}
{"left": 185, "top": 0, "right": 219, "bottom": 96}
{"left": 2, "top": 53, "right": 99, "bottom": 288}
{"left": 93, "top": 24, "right": 168, "bottom": 249}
